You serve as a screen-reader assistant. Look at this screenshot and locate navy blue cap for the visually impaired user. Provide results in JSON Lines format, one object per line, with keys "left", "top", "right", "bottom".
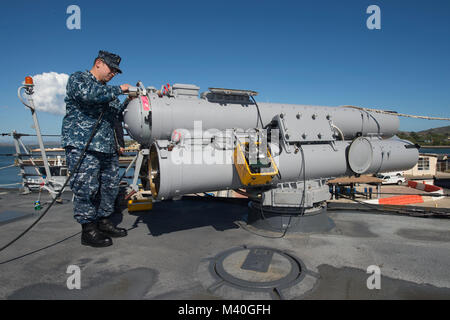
{"left": 97, "top": 50, "right": 122, "bottom": 74}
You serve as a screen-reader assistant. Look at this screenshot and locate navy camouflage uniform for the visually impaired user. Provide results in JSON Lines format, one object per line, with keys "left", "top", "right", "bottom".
{"left": 62, "top": 70, "right": 126, "bottom": 224}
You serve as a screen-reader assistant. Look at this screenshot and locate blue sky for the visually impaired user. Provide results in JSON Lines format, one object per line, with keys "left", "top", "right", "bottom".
{"left": 0, "top": 0, "right": 449, "bottom": 143}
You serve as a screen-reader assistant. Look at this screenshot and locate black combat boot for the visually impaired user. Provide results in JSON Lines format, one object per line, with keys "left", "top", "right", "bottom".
{"left": 81, "top": 222, "right": 113, "bottom": 247}
{"left": 97, "top": 218, "right": 128, "bottom": 238}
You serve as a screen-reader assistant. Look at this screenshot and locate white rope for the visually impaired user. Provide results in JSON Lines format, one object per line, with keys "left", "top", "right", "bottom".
{"left": 0, "top": 164, "right": 16, "bottom": 170}
{"left": 343, "top": 105, "right": 450, "bottom": 121}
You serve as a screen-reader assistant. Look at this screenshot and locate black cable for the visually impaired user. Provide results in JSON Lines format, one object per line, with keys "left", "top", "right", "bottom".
{"left": 247, "top": 96, "right": 290, "bottom": 237}
{"left": 0, "top": 109, "right": 106, "bottom": 254}
{"left": 250, "top": 96, "right": 264, "bottom": 129}
{"left": 299, "top": 145, "right": 307, "bottom": 216}
{"left": 239, "top": 97, "right": 309, "bottom": 238}
{"left": 241, "top": 144, "right": 307, "bottom": 239}
{"left": 334, "top": 192, "right": 450, "bottom": 218}
{"left": 0, "top": 232, "right": 81, "bottom": 265}
{"left": 272, "top": 145, "right": 307, "bottom": 237}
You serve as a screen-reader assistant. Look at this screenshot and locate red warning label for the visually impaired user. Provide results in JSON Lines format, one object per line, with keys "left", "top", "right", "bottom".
{"left": 141, "top": 96, "right": 150, "bottom": 111}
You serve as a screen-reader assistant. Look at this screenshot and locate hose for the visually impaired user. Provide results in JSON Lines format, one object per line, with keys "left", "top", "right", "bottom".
{"left": 333, "top": 192, "right": 450, "bottom": 218}
{"left": 0, "top": 109, "right": 106, "bottom": 253}
{"left": 250, "top": 96, "right": 265, "bottom": 129}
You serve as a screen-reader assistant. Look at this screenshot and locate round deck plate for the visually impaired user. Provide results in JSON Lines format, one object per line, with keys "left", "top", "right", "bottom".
{"left": 197, "top": 246, "right": 319, "bottom": 300}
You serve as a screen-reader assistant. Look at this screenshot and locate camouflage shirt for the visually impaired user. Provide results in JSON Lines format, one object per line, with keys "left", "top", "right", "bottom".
{"left": 61, "top": 70, "right": 126, "bottom": 154}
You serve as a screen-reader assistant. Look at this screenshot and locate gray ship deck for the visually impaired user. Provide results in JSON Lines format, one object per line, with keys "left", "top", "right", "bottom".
{"left": 0, "top": 188, "right": 449, "bottom": 300}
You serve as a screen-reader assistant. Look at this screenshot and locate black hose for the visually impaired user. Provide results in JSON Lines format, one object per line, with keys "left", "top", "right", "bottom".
{"left": 0, "top": 109, "right": 106, "bottom": 253}
{"left": 334, "top": 192, "right": 450, "bottom": 218}
{"left": 250, "top": 96, "right": 265, "bottom": 129}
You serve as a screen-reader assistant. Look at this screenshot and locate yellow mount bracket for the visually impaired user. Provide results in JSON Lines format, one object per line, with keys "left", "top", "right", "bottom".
{"left": 127, "top": 190, "right": 153, "bottom": 212}
{"left": 233, "top": 142, "right": 278, "bottom": 186}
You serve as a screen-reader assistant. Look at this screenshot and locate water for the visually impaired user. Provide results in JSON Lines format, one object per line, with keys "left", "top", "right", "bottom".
{"left": 419, "top": 147, "right": 450, "bottom": 155}
{"left": 0, "top": 146, "right": 135, "bottom": 189}
{"left": 0, "top": 146, "right": 21, "bottom": 188}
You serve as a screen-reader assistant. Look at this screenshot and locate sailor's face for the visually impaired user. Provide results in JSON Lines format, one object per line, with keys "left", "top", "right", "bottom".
{"left": 98, "top": 60, "right": 118, "bottom": 83}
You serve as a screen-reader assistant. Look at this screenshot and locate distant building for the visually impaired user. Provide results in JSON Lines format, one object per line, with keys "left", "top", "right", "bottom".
{"left": 403, "top": 153, "right": 437, "bottom": 177}
{"left": 436, "top": 154, "right": 449, "bottom": 172}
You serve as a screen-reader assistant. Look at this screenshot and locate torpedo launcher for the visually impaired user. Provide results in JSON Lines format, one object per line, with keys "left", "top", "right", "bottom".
{"left": 123, "top": 83, "right": 418, "bottom": 218}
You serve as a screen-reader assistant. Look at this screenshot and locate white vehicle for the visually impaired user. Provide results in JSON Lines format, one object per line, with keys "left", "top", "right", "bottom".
{"left": 379, "top": 171, "right": 404, "bottom": 177}
{"left": 376, "top": 174, "right": 406, "bottom": 185}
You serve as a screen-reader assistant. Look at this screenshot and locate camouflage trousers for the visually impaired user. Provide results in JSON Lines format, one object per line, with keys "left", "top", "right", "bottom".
{"left": 65, "top": 147, "right": 119, "bottom": 224}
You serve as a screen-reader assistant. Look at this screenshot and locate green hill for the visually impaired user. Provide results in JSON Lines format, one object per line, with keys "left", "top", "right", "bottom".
{"left": 398, "top": 125, "right": 450, "bottom": 146}
{"left": 417, "top": 125, "right": 450, "bottom": 135}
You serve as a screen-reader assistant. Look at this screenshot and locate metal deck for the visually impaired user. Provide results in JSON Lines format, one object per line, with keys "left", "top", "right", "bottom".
{"left": 0, "top": 189, "right": 449, "bottom": 300}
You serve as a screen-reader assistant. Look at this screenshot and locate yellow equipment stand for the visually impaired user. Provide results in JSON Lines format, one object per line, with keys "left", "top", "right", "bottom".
{"left": 127, "top": 189, "right": 153, "bottom": 212}
{"left": 127, "top": 198, "right": 153, "bottom": 212}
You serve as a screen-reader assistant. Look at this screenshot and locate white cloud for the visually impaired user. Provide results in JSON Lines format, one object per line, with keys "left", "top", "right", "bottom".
{"left": 31, "top": 72, "right": 69, "bottom": 115}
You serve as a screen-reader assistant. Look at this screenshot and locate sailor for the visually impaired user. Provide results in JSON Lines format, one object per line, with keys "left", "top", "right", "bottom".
{"left": 62, "top": 50, "right": 131, "bottom": 247}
